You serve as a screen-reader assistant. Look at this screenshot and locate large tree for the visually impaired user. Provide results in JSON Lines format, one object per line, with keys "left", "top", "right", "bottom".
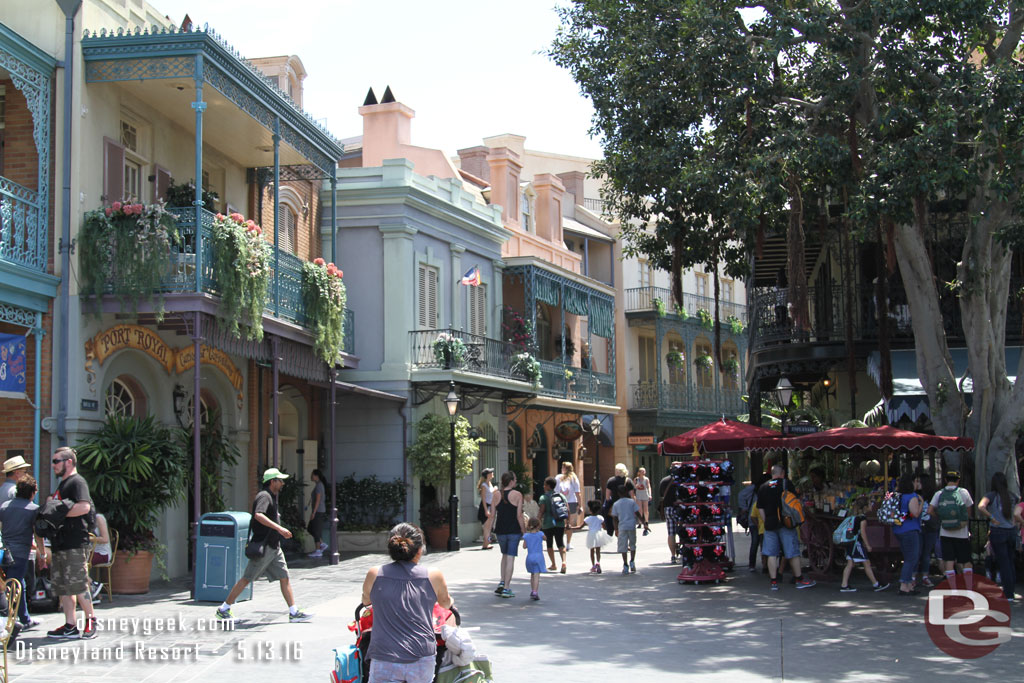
{"left": 551, "top": 0, "right": 1024, "bottom": 493}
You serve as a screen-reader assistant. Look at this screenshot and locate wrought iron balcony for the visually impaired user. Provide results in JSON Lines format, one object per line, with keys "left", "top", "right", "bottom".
{"left": 1, "top": 176, "right": 47, "bottom": 273}
{"left": 409, "top": 329, "right": 616, "bottom": 405}
{"left": 630, "top": 382, "right": 745, "bottom": 416}
{"left": 625, "top": 286, "right": 748, "bottom": 324}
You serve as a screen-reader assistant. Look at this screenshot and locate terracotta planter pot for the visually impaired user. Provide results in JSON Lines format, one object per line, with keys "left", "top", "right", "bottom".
{"left": 424, "top": 524, "right": 450, "bottom": 550}
{"left": 110, "top": 549, "right": 154, "bottom": 594}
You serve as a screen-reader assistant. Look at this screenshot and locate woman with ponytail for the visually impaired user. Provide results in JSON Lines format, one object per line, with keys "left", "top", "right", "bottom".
{"left": 361, "top": 523, "right": 453, "bottom": 681}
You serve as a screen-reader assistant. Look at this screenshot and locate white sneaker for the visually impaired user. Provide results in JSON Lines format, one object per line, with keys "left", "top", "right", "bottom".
{"left": 308, "top": 550, "right": 323, "bottom": 558}
{"left": 91, "top": 581, "right": 103, "bottom": 600}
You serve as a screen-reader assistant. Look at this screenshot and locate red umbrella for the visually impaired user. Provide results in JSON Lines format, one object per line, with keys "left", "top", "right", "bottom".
{"left": 659, "top": 419, "right": 780, "bottom": 455}
{"left": 744, "top": 425, "right": 973, "bottom": 453}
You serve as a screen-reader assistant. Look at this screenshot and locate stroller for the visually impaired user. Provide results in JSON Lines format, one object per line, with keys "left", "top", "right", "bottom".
{"left": 333, "top": 603, "right": 492, "bottom": 682}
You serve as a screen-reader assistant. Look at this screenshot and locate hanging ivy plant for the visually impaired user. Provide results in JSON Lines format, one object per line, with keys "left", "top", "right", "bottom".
{"left": 209, "top": 212, "right": 272, "bottom": 341}
{"left": 302, "top": 258, "right": 347, "bottom": 364}
{"left": 511, "top": 351, "right": 542, "bottom": 386}
{"left": 676, "top": 305, "right": 689, "bottom": 321}
{"left": 164, "top": 178, "right": 219, "bottom": 211}
{"left": 722, "top": 357, "right": 740, "bottom": 377}
{"left": 695, "top": 353, "right": 714, "bottom": 369}
{"left": 432, "top": 333, "right": 467, "bottom": 368}
{"left": 652, "top": 296, "right": 666, "bottom": 317}
{"left": 727, "top": 315, "right": 745, "bottom": 335}
{"left": 697, "top": 308, "right": 714, "bottom": 331}
{"left": 78, "top": 201, "right": 179, "bottom": 320}
{"left": 666, "top": 350, "right": 685, "bottom": 368}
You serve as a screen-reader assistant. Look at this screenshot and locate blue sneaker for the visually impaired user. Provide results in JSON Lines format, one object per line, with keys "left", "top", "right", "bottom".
{"left": 622, "top": 564, "right": 629, "bottom": 575}
{"left": 500, "top": 589, "right": 515, "bottom": 599}
{"left": 494, "top": 582, "right": 505, "bottom": 595}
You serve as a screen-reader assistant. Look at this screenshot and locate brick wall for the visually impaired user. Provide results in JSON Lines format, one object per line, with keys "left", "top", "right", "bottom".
{"left": 0, "top": 80, "right": 39, "bottom": 191}
{"left": 250, "top": 179, "right": 323, "bottom": 263}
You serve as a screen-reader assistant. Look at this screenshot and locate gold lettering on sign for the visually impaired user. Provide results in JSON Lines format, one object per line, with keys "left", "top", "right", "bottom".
{"left": 174, "top": 344, "right": 245, "bottom": 407}
{"left": 84, "top": 325, "right": 175, "bottom": 374}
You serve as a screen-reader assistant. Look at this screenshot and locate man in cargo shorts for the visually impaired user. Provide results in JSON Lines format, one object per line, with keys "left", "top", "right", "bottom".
{"left": 758, "top": 465, "right": 815, "bottom": 591}
{"left": 216, "top": 468, "right": 312, "bottom": 622}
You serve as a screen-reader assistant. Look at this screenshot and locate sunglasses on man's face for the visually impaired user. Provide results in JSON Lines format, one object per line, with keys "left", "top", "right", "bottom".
{"left": 52, "top": 457, "right": 68, "bottom": 464}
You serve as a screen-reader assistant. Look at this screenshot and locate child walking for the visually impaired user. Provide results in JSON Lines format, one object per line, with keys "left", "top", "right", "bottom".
{"left": 840, "top": 498, "right": 890, "bottom": 593}
{"left": 522, "top": 517, "right": 546, "bottom": 601}
{"left": 580, "top": 500, "right": 611, "bottom": 573}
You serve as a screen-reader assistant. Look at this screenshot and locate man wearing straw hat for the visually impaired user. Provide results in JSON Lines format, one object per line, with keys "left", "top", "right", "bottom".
{"left": 215, "top": 468, "right": 312, "bottom": 623}
{"left": 0, "top": 455, "right": 32, "bottom": 501}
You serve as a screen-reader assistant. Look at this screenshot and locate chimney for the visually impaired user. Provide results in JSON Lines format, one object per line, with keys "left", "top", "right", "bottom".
{"left": 486, "top": 148, "right": 523, "bottom": 228}
{"left": 557, "top": 171, "right": 586, "bottom": 207}
{"left": 457, "top": 146, "right": 491, "bottom": 183}
{"left": 532, "top": 174, "right": 565, "bottom": 243}
{"left": 359, "top": 92, "right": 415, "bottom": 168}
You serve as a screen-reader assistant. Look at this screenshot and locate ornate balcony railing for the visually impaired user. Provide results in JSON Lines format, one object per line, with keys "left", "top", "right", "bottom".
{"left": 630, "top": 382, "right": 745, "bottom": 415}
{"left": 409, "top": 329, "right": 616, "bottom": 405}
{"left": 99, "top": 206, "right": 351, "bottom": 347}
{"left": 0, "top": 176, "right": 46, "bottom": 272}
{"left": 625, "top": 286, "right": 748, "bottom": 324}
{"left": 749, "top": 283, "right": 1024, "bottom": 353}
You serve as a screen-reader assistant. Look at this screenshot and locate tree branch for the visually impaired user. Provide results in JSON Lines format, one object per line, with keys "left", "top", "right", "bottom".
{"left": 994, "top": 1, "right": 1024, "bottom": 62}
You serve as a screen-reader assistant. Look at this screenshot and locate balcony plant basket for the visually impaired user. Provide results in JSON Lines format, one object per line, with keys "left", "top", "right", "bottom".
{"left": 695, "top": 353, "right": 714, "bottom": 369}
{"left": 675, "top": 304, "right": 689, "bottom": 320}
{"left": 78, "top": 201, "right": 180, "bottom": 321}
{"left": 727, "top": 315, "right": 745, "bottom": 335}
{"left": 511, "top": 352, "right": 542, "bottom": 387}
{"left": 652, "top": 297, "right": 667, "bottom": 317}
{"left": 697, "top": 308, "right": 714, "bottom": 331}
{"left": 666, "top": 351, "right": 685, "bottom": 368}
{"left": 76, "top": 414, "right": 188, "bottom": 593}
{"left": 209, "top": 212, "right": 272, "bottom": 341}
{"left": 164, "top": 178, "right": 219, "bottom": 213}
{"left": 432, "top": 333, "right": 468, "bottom": 369}
{"left": 722, "top": 357, "right": 740, "bottom": 377}
{"left": 302, "top": 258, "right": 347, "bottom": 364}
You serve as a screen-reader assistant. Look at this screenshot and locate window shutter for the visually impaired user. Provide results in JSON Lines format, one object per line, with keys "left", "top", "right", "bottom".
{"left": 418, "top": 265, "right": 428, "bottom": 328}
{"left": 103, "top": 136, "right": 125, "bottom": 203}
{"left": 470, "top": 284, "right": 487, "bottom": 336}
{"left": 428, "top": 267, "right": 438, "bottom": 328}
{"left": 153, "top": 165, "right": 171, "bottom": 202}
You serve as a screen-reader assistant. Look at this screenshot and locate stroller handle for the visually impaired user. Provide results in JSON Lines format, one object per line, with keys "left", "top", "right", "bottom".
{"left": 354, "top": 603, "right": 461, "bottom": 626}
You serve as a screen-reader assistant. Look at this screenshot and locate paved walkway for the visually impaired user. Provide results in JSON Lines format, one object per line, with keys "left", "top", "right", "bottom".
{"left": 6, "top": 523, "right": 1021, "bottom": 681}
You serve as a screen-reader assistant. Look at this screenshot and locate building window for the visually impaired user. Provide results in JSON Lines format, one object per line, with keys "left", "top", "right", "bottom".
{"left": 639, "top": 336, "right": 656, "bottom": 383}
{"left": 667, "top": 339, "right": 685, "bottom": 385}
{"left": 119, "top": 116, "right": 148, "bottom": 202}
{"left": 521, "top": 189, "right": 532, "bottom": 232}
{"left": 184, "top": 392, "right": 213, "bottom": 428}
{"left": 695, "top": 340, "right": 713, "bottom": 388}
{"left": 723, "top": 279, "right": 734, "bottom": 303}
{"left": 120, "top": 120, "right": 139, "bottom": 153}
{"left": 695, "top": 273, "right": 709, "bottom": 299}
{"left": 123, "top": 158, "right": 142, "bottom": 202}
{"left": 417, "top": 263, "right": 439, "bottom": 329}
{"left": 508, "top": 423, "right": 522, "bottom": 465}
{"left": 279, "top": 206, "right": 298, "bottom": 254}
{"left": 105, "top": 378, "right": 137, "bottom": 417}
{"left": 639, "top": 260, "right": 653, "bottom": 290}
{"left": 469, "top": 283, "right": 487, "bottom": 337}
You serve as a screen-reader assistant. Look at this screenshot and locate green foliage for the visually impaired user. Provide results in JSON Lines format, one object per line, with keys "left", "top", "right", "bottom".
{"left": 511, "top": 352, "right": 542, "bottom": 386}
{"left": 432, "top": 333, "right": 467, "bottom": 368}
{"left": 335, "top": 474, "right": 407, "bottom": 531}
{"left": 721, "top": 357, "right": 740, "bottom": 376}
{"left": 78, "top": 202, "right": 179, "bottom": 320}
{"left": 696, "top": 308, "right": 714, "bottom": 331}
{"left": 210, "top": 212, "right": 272, "bottom": 341}
{"left": 419, "top": 499, "right": 450, "bottom": 529}
{"left": 666, "top": 350, "right": 685, "bottom": 368}
{"left": 694, "top": 353, "right": 713, "bottom": 370}
{"left": 302, "top": 259, "right": 347, "bottom": 364}
{"left": 507, "top": 460, "right": 534, "bottom": 497}
{"left": 408, "top": 414, "right": 482, "bottom": 491}
{"left": 652, "top": 297, "right": 666, "bottom": 317}
{"left": 502, "top": 306, "right": 534, "bottom": 350}
{"left": 274, "top": 468, "right": 307, "bottom": 540}
{"left": 727, "top": 316, "right": 744, "bottom": 335}
{"left": 179, "top": 407, "right": 241, "bottom": 514}
{"left": 76, "top": 414, "right": 188, "bottom": 553}
{"left": 164, "top": 178, "right": 219, "bottom": 211}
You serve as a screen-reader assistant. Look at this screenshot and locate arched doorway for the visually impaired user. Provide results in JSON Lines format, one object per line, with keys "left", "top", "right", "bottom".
{"left": 508, "top": 423, "right": 522, "bottom": 467}
{"left": 529, "top": 424, "right": 548, "bottom": 498}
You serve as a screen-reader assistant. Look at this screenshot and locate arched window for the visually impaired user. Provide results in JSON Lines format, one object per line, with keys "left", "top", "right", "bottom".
{"left": 279, "top": 206, "right": 297, "bottom": 254}
{"left": 105, "top": 376, "right": 147, "bottom": 417}
{"left": 184, "top": 391, "right": 215, "bottom": 428}
{"left": 695, "top": 339, "right": 714, "bottom": 389}
{"left": 536, "top": 304, "right": 552, "bottom": 359}
{"left": 507, "top": 423, "right": 522, "bottom": 465}
{"left": 477, "top": 424, "right": 497, "bottom": 474}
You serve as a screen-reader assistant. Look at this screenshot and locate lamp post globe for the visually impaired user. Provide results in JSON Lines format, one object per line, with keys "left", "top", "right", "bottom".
{"left": 774, "top": 377, "right": 793, "bottom": 435}
{"left": 589, "top": 417, "right": 602, "bottom": 506}
{"left": 444, "top": 381, "right": 461, "bottom": 551}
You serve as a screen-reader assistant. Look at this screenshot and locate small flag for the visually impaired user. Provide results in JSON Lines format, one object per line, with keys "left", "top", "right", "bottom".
{"left": 460, "top": 266, "right": 481, "bottom": 286}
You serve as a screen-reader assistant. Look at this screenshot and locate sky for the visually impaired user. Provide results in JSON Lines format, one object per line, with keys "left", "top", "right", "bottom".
{"left": 151, "top": 0, "right": 605, "bottom": 160}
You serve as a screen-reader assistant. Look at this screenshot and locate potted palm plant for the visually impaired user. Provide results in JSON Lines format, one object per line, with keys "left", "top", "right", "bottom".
{"left": 77, "top": 414, "right": 188, "bottom": 593}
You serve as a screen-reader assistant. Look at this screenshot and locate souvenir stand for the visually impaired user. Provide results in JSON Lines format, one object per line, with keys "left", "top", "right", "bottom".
{"left": 659, "top": 419, "right": 780, "bottom": 584}
{"left": 744, "top": 426, "right": 974, "bottom": 581}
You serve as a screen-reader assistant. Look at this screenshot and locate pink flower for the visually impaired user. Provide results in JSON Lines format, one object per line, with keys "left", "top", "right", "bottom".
{"left": 255, "top": 226, "right": 262, "bottom": 235}
{"left": 313, "top": 257, "right": 325, "bottom": 266}
{"left": 216, "top": 213, "right": 224, "bottom": 220}
{"left": 104, "top": 208, "right": 112, "bottom": 216}
{"left": 327, "top": 263, "right": 337, "bottom": 276}
{"left": 112, "top": 201, "right": 122, "bottom": 211}
{"left": 335, "top": 270, "right": 343, "bottom": 278}
{"left": 230, "top": 212, "right": 244, "bottom": 223}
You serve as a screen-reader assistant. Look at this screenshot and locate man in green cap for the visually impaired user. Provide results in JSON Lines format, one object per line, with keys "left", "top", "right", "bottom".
{"left": 216, "top": 468, "right": 312, "bottom": 622}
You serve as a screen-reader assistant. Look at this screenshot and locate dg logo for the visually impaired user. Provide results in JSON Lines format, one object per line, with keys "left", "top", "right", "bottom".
{"left": 925, "top": 575, "right": 1012, "bottom": 659}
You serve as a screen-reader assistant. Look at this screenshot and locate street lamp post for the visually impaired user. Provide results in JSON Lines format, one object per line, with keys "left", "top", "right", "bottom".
{"left": 774, "top": 377, "right": 793, "bottom": 435}
{"left": 589, "top": 417, "right": 602, "bottom": 506}
{"left": 444, "top": 381, "right": 461, "bottom": 551}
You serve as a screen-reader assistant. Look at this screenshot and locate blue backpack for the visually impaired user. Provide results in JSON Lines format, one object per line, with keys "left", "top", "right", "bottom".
{"left": 832, "top": 515, "right": 859, "bottom": 545}
{"left": 332, "top": 645, "right": 361, "bottom": 683}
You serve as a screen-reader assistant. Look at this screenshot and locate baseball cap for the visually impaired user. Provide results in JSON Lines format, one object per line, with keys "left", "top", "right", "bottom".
{"left": 945, "top": 470, "right": 961, "bottom": 480}
{"left": 262, "top": 468, "right": 290, "bottom": 484}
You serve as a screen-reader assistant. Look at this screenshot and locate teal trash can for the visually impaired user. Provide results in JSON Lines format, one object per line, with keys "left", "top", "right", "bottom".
{"left": 195, "top": 511, "right": 252, "bottom": 603}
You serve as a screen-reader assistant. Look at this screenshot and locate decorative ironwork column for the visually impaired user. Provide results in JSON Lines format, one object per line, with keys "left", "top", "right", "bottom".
{"left": 273, "top": 117, "right": 281, "bottom": 316}
{"left": 271, "top": 335, "right": 280, "bottom": 468}
{"left": 329, "top": 367, "right": 339, "bottom": 565}
{"left": 191, "top": 310, "right": 202, "bottom": 577}
{"left": 192, "top": 55, "right": 206, "bottom": 294}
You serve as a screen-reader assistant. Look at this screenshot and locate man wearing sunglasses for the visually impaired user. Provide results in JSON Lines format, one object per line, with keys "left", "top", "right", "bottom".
{"left": 44, "top": 447, "right": 98, "bottom": 640}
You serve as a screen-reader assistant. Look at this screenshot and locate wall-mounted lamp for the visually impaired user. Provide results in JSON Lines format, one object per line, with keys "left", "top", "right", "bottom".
{"left": 172, "top": 384, "right": 187, "bottom": 426}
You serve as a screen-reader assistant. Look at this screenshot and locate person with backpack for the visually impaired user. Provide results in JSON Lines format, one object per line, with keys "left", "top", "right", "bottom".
{"left": 658, "top": 462, "right": 683, "bottom": 564}
{"left": 757, "top": 465, "right": 815, "bottom": 591}
{"left": 737, "top": 476, "right": 763, "bottom": 571}
{"left": 927, "top": 470, "right": 975, "bottom": 588}
{"left": 977, "top": 472, "right": 1023, "bottom": 602}
{"left": 914, "top": 471, "right": 941, "bottom": 588}
{"left": 838, "top": 497, "right": 889, "bottom": 593}
{"left": 893, "top": 473, "right": 923, "bottom": 596}
{"left": 538, "top": 477, "right": 568, "bottom": 574}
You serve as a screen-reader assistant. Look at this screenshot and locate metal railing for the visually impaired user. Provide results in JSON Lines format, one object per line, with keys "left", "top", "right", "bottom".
{"left": 0, "top": 175, "right": 46, "bottom": 272}
{"left": 630, "top": 382, "right": 745, "bottom": 415}
{"left": 409, "top": 329, "right": 616, "bottom": 404}
{"left": 582, "top": 197, "right": 606, "bottom": 214}
{"left": 342, "top": 308, "right": 355, "bottom": 355}
{"left": 625, "top": 286, "right": 748, "bottom": 324}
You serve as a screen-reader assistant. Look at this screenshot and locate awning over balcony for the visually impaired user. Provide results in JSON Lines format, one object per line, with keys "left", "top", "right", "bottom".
{"left": 511, "top": 264, "right": 615, "bottom": 339}
{"left": 868, "top": 347, "right": 1020, "bottom": 423}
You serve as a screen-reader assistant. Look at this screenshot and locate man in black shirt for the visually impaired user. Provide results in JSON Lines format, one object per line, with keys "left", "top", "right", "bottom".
{"left": 45, "top": 447, "right": 98, "bottom": 640}
{"left": 216, "top": 468, "right": 312, "bottom": 623}
{"left": 658, "top": 462, "right": 683, "bottom": 564}
{"left": 757, "top": 465, "right": 815, "bottom": 591}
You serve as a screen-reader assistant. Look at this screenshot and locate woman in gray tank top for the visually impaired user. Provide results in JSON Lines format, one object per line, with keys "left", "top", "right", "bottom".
{"left": 361, "top": 523, "right": 453, "bottom": 683}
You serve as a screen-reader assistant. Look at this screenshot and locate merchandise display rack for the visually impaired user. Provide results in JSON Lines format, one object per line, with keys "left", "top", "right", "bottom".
{"left": 671, "top": 458, "right": 736, "bottom": 585}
